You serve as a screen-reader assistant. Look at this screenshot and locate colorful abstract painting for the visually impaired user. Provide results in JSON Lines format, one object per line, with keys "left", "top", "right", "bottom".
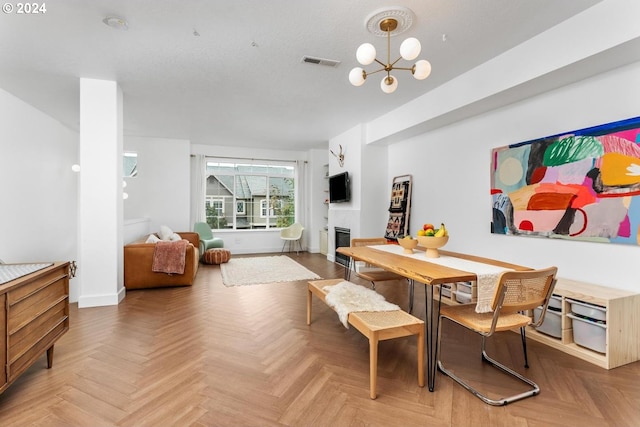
{"left": 491, "top": 116, "right": 640, "bottom": 245}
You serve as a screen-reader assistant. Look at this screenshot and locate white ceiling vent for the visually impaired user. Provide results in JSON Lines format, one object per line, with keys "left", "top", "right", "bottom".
{"left": 302, "top": 56, "right": 341, "bottom": 67}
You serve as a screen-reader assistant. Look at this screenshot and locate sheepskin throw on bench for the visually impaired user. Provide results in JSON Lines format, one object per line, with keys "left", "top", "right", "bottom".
{"left": 323, "top": 280, "right": 400, "bottom": 328}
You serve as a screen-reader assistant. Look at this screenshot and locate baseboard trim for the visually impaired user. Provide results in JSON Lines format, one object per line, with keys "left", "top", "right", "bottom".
{"left": 78, "top": 288, "right": 124, "bottom": 308}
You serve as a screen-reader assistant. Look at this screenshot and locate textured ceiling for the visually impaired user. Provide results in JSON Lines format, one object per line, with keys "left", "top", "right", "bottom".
{"left": 0, "top": 0, "right": 605, "bottom": 150}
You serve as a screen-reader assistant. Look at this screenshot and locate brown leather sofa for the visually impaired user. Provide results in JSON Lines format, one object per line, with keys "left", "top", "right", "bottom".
{"left": 124, "top": 232, "right": 199, "bottom": 289}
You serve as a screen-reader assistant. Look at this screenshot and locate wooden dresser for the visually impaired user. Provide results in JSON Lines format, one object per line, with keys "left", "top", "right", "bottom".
{"left": 0, "top": 262, "right": 70, "bottom": 394}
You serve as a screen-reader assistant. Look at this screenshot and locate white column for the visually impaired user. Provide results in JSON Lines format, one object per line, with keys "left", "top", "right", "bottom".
{"left": 77, "top": 78, "right": 125, "bottom": 307}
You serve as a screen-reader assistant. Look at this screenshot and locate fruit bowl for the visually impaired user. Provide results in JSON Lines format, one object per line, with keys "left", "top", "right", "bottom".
{"left": 416, "top": 235, "right": 449, "bottom": 258}
{"left": 397, "top": 237, "right": 418, "bottom": 254}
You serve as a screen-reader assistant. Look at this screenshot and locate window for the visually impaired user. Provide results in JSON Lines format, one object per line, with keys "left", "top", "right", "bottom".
{"left": 261, "top": 199, "right": 284, "bottom": 218}
{"left": 123, "top": 152, "right": 137, "bottom": 177}
{"left": 236, "top": 200, "right": 246, "bottom": 215}
{"left": 260, "top": 200, "right": 268, "bottom": 218}
{"left": 206, "top": 198, "right": 224, "bottom": 217}
{"left": 204, "top": 159, "right": 296, "bottom": 230}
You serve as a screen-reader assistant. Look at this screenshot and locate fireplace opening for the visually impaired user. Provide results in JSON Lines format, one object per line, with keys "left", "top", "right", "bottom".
{"left": 334, "top": 227, "right": 351, "bottom": 267}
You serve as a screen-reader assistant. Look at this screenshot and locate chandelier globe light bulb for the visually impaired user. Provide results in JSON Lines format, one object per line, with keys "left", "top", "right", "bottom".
{"left": 349, "top": 67, "right": 366, "bottom": 86}
{"left": 356, "top": 43, "right": 376, "bottom": 65}
{"left": 400, "top": 37, "right": 421, "bottom": 60}
{"left": 380, "top": 75, "right": 397, "bottom": 93}
{"left": 413, "top": 59, "right": 432, "bottom": 80}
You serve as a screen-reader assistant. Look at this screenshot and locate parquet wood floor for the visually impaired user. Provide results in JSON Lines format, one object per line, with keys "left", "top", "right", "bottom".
{"left": 0, "top": 253, "right": 638, "bottom": 426}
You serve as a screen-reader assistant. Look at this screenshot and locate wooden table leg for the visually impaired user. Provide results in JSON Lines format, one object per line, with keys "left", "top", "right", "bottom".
{"left": 369, "top": 334, "right": 378, "bottom": 399}
{"left": 417, "top": 325, "right": 425, "bottom": 388}
{"left": 46, "top": 345, "right": 54, "bottom": 369}
{"left": 307, "top": 287, "right": 312, "bottom": 325}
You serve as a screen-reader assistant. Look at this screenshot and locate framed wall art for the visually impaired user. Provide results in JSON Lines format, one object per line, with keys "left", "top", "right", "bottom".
{"left": 385, "top": 175, "right": 412, "bottom": 241}
{"left": 491, "top": 116, "right": 640, "bottom": 246}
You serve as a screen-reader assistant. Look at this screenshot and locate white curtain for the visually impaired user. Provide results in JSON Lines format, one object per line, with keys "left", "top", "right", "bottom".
{"left": 295, "top": 160, "right": 308, "bottom": 250}
{"left": 190, "top": 154, "right": 206, "bottom": 229}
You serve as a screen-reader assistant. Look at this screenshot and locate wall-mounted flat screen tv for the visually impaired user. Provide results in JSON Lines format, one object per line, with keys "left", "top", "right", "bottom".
{"left": 329, "top": 171, "right": 350, "bottom": 203}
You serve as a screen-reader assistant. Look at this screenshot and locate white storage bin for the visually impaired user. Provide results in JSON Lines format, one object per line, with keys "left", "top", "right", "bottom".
{"left": 533, "top": 307, "right": 562, "bottom": 338}
{"left": 440, "top": 284, "right": 451, "bottom": 298}
{"left": 456, "top": 281, "right": 472, "bottom": 294}
{"left": 567, "top": 298, "right": 606, "bottom": 322}
{"left": 548, "top": 294, "right": 562, "bottom": 311}
{"left": 455, "top": 291, "right": 472, "bottom": 304}
{"left": 568, "top": 313, "right": 607, "bottom": 353}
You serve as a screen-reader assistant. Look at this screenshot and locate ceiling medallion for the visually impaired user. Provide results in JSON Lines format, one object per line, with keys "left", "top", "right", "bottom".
{"left": 349, "top": 7, "right": 431, "bottom": 94}
{"left": 365, "top": 7, "right": 415, "bottom": 37}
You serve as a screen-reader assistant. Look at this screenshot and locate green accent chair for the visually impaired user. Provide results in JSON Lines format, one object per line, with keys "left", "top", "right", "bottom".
{"left": 194, "top": 222, "right": 224, "bottom": 255}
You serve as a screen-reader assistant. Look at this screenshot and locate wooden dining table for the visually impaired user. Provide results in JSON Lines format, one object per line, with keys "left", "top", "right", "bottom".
{"left": 336, "top": 244, "right": 531, "bottom": 392}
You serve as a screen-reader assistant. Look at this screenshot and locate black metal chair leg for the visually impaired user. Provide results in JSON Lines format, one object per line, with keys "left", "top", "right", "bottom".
{"left": 408, "top": 279, "right": 414, "bottom": 314}
{"left": 520, "top": 327, "right": 529, "bottom": 368}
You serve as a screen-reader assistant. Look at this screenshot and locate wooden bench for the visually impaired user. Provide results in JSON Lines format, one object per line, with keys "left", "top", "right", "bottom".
{"left": 307, "top": 279, "right": 425, "bottom": 399}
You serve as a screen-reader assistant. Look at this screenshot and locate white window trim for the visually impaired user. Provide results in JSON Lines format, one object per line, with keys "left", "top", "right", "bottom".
{"left": 206, "top": 197, "right": 225, "bottom": 217}
{"left": 260, "top": 199, "right": 267, "bottom": 218}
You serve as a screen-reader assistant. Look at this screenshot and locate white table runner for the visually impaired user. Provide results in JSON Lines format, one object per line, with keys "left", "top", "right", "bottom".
{"left": 370, "top": 245, "right": 511, "bottom": 313}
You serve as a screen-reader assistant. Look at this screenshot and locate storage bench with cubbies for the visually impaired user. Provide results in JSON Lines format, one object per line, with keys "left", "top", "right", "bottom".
{"left": 437, "top": 281, "right": 476, "bottom": 305}
{"left": 526, "top": 277, "right": 640, "bottom": 369}
{"left": 436, "top": 276, "right": 640, "bottom": 369}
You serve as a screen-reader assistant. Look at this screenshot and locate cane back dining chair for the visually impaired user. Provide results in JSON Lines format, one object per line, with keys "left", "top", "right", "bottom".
{"left": 437, "top": 266, "right": 558, "bottom": 406}
{"left": 350, "top": 238, "right": 415, "bottom": 313}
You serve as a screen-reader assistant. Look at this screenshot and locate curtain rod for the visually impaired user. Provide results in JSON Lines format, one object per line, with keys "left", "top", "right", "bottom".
{"left": 191, "top": 154, "right": 307, "bottom": 163}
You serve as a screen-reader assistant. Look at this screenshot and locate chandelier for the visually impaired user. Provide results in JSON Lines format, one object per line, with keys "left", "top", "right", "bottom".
{"left": 348, "top": 8, "right": 431, "bottom": 94}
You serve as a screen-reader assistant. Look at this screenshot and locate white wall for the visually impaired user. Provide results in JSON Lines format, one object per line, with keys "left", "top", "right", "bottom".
{"left": 308, "top": 148, "right": 329, "bottom": 253}
{"left": 386, "top": 61, "right": 640, "bottom": 291}
{"left": 124, "top": 136, "right": 191, "bottom": 236}
{"left": 0, "top": 88, "right": 80, "bottom": 299}
{"left": 327, "top": 126, "right": 361, "bottom": 262}
{"left": 360, "top": 142, "right": 390, "bottom": 238}
{"left": 77, "top": 78, "right": 124, "bottom": 308}
{"left": 123, "top": 217, "right": 151, "bottom": 244}
{"left": 326, "top": 125, "right": 391, "bottom": 261}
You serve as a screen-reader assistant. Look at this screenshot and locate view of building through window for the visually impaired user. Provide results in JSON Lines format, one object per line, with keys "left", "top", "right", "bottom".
{"left": 205, "top": 160, "right": 296, "bottom": 230}
{"left": 123, "top": 152, "right": 138, "bottom": 177}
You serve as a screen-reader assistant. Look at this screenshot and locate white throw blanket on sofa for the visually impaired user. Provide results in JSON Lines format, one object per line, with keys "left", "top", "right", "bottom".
{"left": 323, "top": 280, "right": 400, "bottom": 328}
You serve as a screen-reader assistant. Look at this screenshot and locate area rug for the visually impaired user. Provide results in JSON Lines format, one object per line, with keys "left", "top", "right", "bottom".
{"left": 220, "top": 256, "right": 321, "bottom": 287}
